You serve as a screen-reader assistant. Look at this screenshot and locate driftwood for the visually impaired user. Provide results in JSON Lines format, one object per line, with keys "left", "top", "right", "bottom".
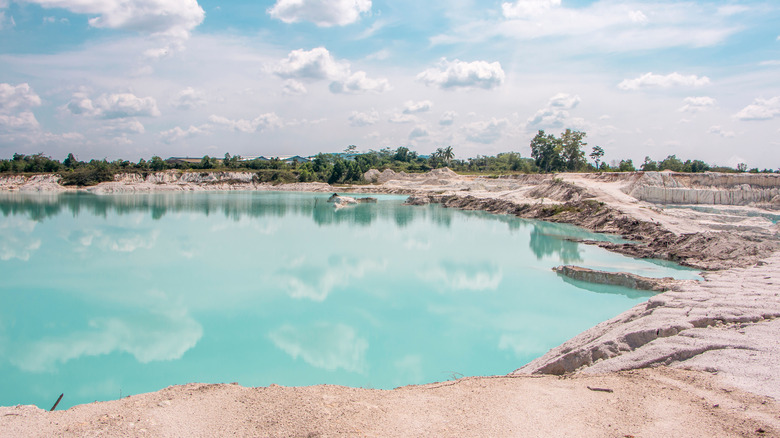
{"left": 586, "top": 386, "right": 614, "bottom": 393}
{"left": 50, "top": 393, "right": 64, "bottom": 411}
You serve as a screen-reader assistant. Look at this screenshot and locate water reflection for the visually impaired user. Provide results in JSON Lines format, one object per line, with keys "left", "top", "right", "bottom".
{"left": 268, "top": 322, "right": 368, "bottom": 373}
{"left": 0, "top": 191, "right": 696, "bottom": 410}
{"left": 557, "top": 276, "right": 658, "bottom": 300}
{"left": 529, "top": 224, "right": 583, "bottom": 263}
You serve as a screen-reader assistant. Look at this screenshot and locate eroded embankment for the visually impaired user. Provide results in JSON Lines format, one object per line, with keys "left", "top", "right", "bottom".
{"left": 404, "top": 191, "right": 778, "bottom": 270}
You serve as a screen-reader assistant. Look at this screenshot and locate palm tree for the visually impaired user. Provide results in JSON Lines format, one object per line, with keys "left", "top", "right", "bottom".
{"left": 442, "top": 146, "right": 454, "bottom": 164}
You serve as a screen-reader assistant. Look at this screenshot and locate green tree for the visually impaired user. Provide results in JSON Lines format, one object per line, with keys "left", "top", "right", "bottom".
{"left": 328, "top": 159, "right": 346, "bottom": 184}
{"left": 63, "top": 153, "right": 78, "bottom": 169}
{"left": 589, "top": 146, "right": 604, "bottom": 170}
{"left": 150, "top": 156, "right": 167, "bottom": 171}
{"left": 559, "top": 129, "right": 587, "bottom": 171}
{"left": 618, "top": 159, "right": 635, "bottom": 172}
{"left": 640, "top": 156, "right": 658, "bottom": 171}
{"left": 530, "top": 130, "right": 561, "bottom": 172}
{"left": 659, "top": 155, "right": 683, "bottom": 172}
{"left": 200, "top": 155, "right": 214, "bottom": 169}
{"left": 442, "top": 146, "right": 454, "bottom": 164}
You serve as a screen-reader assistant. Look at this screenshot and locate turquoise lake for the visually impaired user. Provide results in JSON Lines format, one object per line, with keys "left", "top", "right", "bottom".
{"left": 0, "top": 191, "right": 701, "bottom": 410}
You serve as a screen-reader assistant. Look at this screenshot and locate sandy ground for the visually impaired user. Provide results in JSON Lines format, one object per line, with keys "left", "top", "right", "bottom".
{"left": 2, "top": 170, "right": 780, "bottom": 436}
{"left": 2, "top": 368, "right": 778, "bottom": 437}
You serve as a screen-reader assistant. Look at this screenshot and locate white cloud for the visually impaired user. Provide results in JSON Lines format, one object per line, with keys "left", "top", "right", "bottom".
{"left": 464, "top": 118, "right": 509, "bottom": 144}
{"left": 618, "top": 72, "right": 711, "bottom": 90}
{"left": 0, "top": 11, "right": 14, "bottom": 30}
{"left": 67, "top": 92, "right": 161, "bottom": 119}
{"left": 678, "top": 96, "right": 716, "bottom": 113}
{"left": 268, "top": 323, "right": 368, "bottom": 373}
{"left": 733, "top": 96, "right": 780, "bottom": 121}
{"left": 417, "top": 58, "right": 505, "bottom": 90}
{"left": 282, "top": 79, "right": 307, "bottom": 96}
{"left": 273, "top": 47, "right": 350, "bottom": 80}
{"left": 527, "top": 93, "right": 580, "bottom": 128}
{"left": 501, "top": 0, "right": 560, "bottom": 18}
{"left": 439, "top": 111, "right": 457, "bottom": 126}
{"left": 329, "top": 71, "right": 390, "bottom": 94}
{"left": 403, "top": 100, "right": 433, "bottom": 114}
{"left": 268, "top": 0, "right": 371, "bottom": 27}
{"left": 173, "top": 87, "right": 206, "bottom": 109}
{"left": 708, "top": 126, "right": 735, "bottom": 138}
{"left": 409, "top": 126, "right": 428, "bottom": 139}
{"left": 759, "top": 60, "right": 780, "bottom": 66}
{"left": 547, "top": 92, "right": 580, "bottom": 110}
{"left": 349, "top": 109, "right": 379, "bottom": 127}
{"left": 0, "top": 112, "right": 40, "bottom": 131}
{"left": 388, "top": 113, "right": 417, "bottom": 124}
{"left": 160, "top": 124, "right": 210, "bottom": 143}
{"left": 209, "top": 113, "right": 283, "bottom": 133}
{"left": 0, "top": 83, "right": 42, "bottom": 113}
{"left": 100, "top": 118, "right": 146, "bottom": 136}
{"left": 273, "top": 47, "right": 389, "bottom": 94}
{"left": 629, "top": 10, "right": 648, "bottom": 24}
{"left": 22, "top": 0, "right": 204, "bottom": 39}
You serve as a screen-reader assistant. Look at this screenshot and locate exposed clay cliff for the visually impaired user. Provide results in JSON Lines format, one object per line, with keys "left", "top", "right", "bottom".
{"left": 622, "top": 171, "right": 780, "bottom": 207}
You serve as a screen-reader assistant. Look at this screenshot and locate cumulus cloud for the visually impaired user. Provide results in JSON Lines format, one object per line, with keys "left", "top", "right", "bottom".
{"left": 0, "top": 83, "right": 42, "bottom": 112}
{"left": 502, "top": 0, "right": 560, "bottom": 18}
{"left": 272, "top": 47, "right": 389, "bottom": 94}
{"left": 464, "top": 118, "right": 509, "bottom": 144}
{"left": 618, "top": 72, "right": 711, "bottom": 90}
{"left": 22, "top": 0, "right": 204, "bottom": 39}
{"left": 547, "top": 92, "right": 581, "bottom": 110}
{"left": 282, "top": 79, "right": 307, "bottom": 96}
{"left": 439, "top": 111, "right": 457, "bottom": 126}
{"left": 0, "top": 112, "right": 40, "bottom": 131}
{"left": 417, "top": 58, "right": 505, "bottom": 90}
{"left": 273, "top": 47, "right": 350, "bottom": 80}
{"left": 329, "top": 71, "right": 390, "bottom": 94}
{"left": 160, "top": 124, "right": 210, "bottom": 143}
{"left": 348, "top": 109, "right": 379, "bottom": 127}
{"left": 733, "top": 96, "right": 780, "bottom": 121}
{"left": 209, "top": 113, "right": 283, "bottom": 133}
{"left": 268, "top": 0, "right": 371, "bottom": 27}
{"left": 708, "top": 125, "right": 735, "bottom": 138}
{"left": 67, "top": 92, "right": 160, "bottom": 119}
{"left": 527, "top": 93, "right": 580, "bottom": 128}
{"left": 403, "top": 100, "right": 433, "bottom": 114}
{"left": 173, "top": 87, "right": 206, "bottom": 110}
{"left": 408, "top": 126, "right": 428, "bottom": 139}
{"left": 678, "top": 96, "right": 716, "bottom": 113}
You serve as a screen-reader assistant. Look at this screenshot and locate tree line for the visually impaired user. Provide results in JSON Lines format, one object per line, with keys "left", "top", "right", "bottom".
{"left": 1, "top": 130, "right": 774, "bottom": 186}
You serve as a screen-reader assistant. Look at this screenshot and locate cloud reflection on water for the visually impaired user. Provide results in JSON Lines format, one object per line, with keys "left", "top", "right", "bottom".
{"left": 268, "top": 322, "right": 368, "bottom": 373}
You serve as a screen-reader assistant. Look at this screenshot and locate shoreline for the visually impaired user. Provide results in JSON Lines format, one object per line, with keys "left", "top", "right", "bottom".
{"left": 2, "top": 169, "right": 780, "bottom": 435}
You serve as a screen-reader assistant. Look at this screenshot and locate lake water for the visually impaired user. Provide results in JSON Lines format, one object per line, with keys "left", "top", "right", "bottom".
{"left": 0, "top": 191, "right": 700, "bottom": 410}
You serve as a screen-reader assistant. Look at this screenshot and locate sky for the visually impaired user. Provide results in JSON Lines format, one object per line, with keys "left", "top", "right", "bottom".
{"left": 0, "top": 0, "right": 779, "bottom": 167}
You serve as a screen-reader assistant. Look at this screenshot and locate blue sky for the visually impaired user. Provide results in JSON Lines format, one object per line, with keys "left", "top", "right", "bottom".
{"left": 1, "top": 0, "right": 779, "bottom": 167}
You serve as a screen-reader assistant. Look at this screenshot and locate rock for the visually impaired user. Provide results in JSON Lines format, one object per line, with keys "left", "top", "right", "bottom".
{"left": 553, "top": 265, "right": 678, "bottom": 292}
